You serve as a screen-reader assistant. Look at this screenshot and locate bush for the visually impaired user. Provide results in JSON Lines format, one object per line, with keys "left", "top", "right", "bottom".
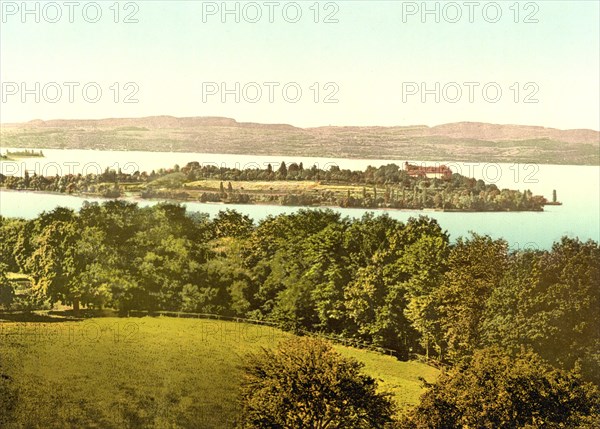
{"left": 0, "top": 266, "right": 15, "bottom": 310}
{"left": 399, "top": 347, "right": 600, "bottom": 429}
{"left": 0, "top": 283, "right": 15, "bottom": 310}
{"left": 238, "top": 336, "right": 396, "bottom": 428}
{"left": 8, "top": 289, "right": 52, "bottom": 312}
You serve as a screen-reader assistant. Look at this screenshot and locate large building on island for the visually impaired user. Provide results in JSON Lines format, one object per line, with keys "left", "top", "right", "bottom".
{"left": 404, "top": 162, "right": 452, "bottom": 179}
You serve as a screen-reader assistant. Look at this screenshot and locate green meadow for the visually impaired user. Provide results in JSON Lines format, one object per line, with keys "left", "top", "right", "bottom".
{"left": 0, "top": 317, "right": 439, "bottom": 429}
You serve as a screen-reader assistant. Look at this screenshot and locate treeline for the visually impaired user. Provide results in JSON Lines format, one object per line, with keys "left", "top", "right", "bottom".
{"left": 1, "top": 203, "right": 598, "bottom": 384}
{"left": 0, "top": 161, "right": 547, "bottom": 211}
{"left": 5, "top": 149, "right": 44, "bottom": 157}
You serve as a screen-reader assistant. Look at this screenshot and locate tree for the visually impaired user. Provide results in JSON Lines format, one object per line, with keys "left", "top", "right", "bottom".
{"left": 27, "top": 208, "right": 83, "bottom": 311}
{"left": 344, "top": 216, "right": 448, "bottom": 357}
{"left": 345, "top": 264, "right": 413, "bottom": 354}
{"left": 269, "top": 251, "right": 317, "bottom": 331}
{"left": 127, "top": 205, "right": 207, "bottom": 311}
{"left": 213, "top": 210, "right": 253, "bottom": 238}
{"left": 239, "top": 337, "right": 395, "bottom": 429}
{"left": 277, "top": 161, "right": 288, "bottom": 179}
{"left": 0, "top": 217, "right": 26, "bottom": 272}
{"left": 399, "top": 347, "right": 600, "bottom": 429}
{"left": 304, "top": 223, "right": 352, "bottom": 333}
{"left": 482, "top": 238, "right": 600, "bottom": 384}
{"left": 434, "top": 234, "right": 508, "bottom": 361}
{"left": 69, "top": 226, "right": 114, "bottom": 309}
{"left": 0, "top": 263, "right": 15, "bottom": 310}
{"left": 397, "top": 230, "right": 449, "bottom": 359}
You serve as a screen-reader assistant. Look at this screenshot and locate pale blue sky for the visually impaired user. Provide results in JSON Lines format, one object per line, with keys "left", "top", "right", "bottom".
{"left": 1, "top": 0, "right": 598, "bottom": 129}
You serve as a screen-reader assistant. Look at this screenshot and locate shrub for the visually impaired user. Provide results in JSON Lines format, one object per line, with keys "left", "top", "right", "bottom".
{"left": 399, "top": 347, "right": 600, "bottom": 429}
{"left": 238, "top": 336, "right": 396, "bottom": 428}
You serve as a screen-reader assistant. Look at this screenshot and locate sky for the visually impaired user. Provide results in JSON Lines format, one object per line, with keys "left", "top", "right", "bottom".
{"left": 0, "top": 0, "right": 598, "bottom": 129}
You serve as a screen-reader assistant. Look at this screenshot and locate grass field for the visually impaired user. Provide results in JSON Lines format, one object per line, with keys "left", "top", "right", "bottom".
{"left": 0, "top": 316, "right": 439, "bottom": 428}
{"left": 185, "top": 179, "right": 322, "bottom": 193}
{"left": 183, "top": 179, "right": 378, "bottom": 196}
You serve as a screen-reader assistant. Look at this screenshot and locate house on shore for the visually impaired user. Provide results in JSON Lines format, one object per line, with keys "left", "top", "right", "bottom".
{"left": 404, "top": 162, "right": 452, "bottom": 179}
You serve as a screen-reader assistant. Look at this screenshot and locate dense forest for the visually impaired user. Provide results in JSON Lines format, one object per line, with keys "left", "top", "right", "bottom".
{"left": 1, "top": 202, "right": 597, "bottom": 387}
{"left": 0, "top": 161, "right": 548, "bottom": 211}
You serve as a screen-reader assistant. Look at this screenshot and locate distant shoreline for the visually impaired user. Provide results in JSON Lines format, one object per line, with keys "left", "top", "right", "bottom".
{"left": 1, "top": 117, "right": 598, "bottom": 166}
{"left": 0, "top": 149, "right": 45, "bottom": 160}
{"left": 0, "top": 146, "right": 598, "bottom": 167}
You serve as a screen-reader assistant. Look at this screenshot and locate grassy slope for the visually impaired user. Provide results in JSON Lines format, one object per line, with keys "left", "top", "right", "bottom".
{"left": 0, "top": 317, "right": 438, "bottom": 429}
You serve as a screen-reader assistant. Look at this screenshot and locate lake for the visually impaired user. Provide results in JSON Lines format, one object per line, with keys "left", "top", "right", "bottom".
{"left": 1, "top": 148, "right": 598, "bottom": 250}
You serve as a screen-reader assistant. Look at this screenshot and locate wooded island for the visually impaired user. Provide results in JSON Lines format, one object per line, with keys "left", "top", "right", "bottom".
{"left": 0, "top": 161, "right": 551, "bottom": 211}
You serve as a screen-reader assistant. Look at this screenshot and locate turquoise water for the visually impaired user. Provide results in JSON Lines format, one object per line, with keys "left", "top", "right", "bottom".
{"left": 1, "top": 149, "right": 598, "bottom": 250}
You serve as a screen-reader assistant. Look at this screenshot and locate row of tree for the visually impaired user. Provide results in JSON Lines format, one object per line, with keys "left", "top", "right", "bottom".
{"left": 1, "top": 202, "right": 597, "bottom": 385}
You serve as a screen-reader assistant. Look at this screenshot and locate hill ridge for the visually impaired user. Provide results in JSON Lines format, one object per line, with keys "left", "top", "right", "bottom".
{"left": 2, "top": 116, "right": 598, "bottom": 165}
{"left": 3, "top": 116, "right": 598, "bottom": 144}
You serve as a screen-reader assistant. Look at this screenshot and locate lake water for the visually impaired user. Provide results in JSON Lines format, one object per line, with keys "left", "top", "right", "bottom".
{"left": 1, "top": 148, "right": 599, "bottom": 250}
